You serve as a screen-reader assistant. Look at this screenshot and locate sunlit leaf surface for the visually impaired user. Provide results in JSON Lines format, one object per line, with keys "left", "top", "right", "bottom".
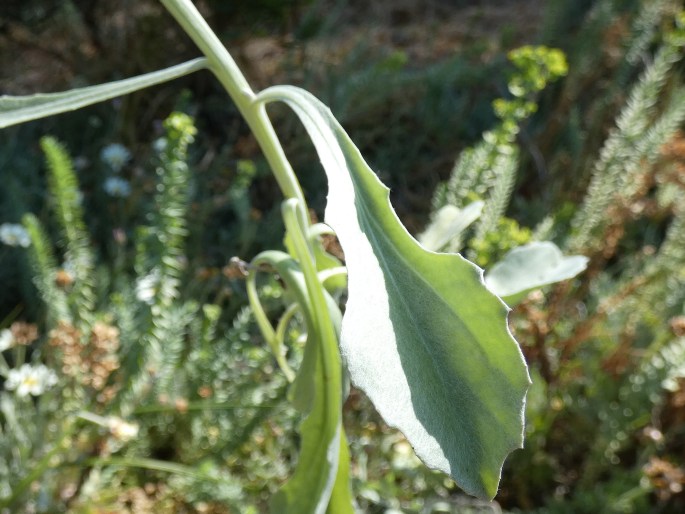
{"left": 257, "top": 86, "right": 531, "bottom": 499}
{"left": 418, "top": 202, "right": 483, "bottom": 252}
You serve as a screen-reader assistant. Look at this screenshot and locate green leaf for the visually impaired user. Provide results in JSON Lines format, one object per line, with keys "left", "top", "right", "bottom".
{"left": 485, "top": 241, "right": 588, "bottom": 305}
{"left": 284, "top": 226, "right": 347, "bottom": 294}
{"left": 257, "top": 250, "right": 351, "bottom": 514}
{"left": 326, "top": 430, "right": 355, "bottom": 514}
{"left": 271, "top": 328, "right": 342, "bottom": 514}
{"left": 257, "top": 85, "right": 530, "bottom": 499}
{"left": 418, "top": 201, "right": 483, "bottom": 251}
{"left": 0, "top": 58, "right": 207, "bottom": 128}
{"left": 270, "top": 331, "right": 349, "bottom": 514}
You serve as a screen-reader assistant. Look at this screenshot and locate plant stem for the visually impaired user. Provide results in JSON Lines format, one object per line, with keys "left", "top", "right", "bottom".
{"left": 246, "top": 256, "right": 296, "bottom": 381}
{"left": 133, "top": 400, "right": 277, "bottom": 414}
{"left": 0, "top": 352, "right": 10, "bottom": 376}
{"left": 160, "top": 0, "right": 309, "bottom": 227}
{"left": 275, "top": 303, "right": 301, "bottom": 349}
{"left": 282, "top": 199, "right": 340, "bottom": 392}
{"left": 85, "top": 456, "right": 202, "bottom": 478}
{"left": 157, "top": 5, "right": 347, "bottom": 503}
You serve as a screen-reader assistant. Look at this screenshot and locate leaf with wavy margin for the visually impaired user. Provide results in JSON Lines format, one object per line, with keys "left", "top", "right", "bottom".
{"left": 256, "top": 85, "right": 530, "bottom": 499}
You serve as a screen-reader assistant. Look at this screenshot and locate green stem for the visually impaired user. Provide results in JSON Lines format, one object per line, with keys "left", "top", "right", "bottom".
{"left": 16, "top": 344, "right": 26, "bottom": 367}
{"left": 281, "top": 198, "right": 345, "bottom": 509}
{"left": 160, "top": 0, "right": 309, "bottom": 227}
{"left": 247, "top": 253, "right": 297, "bottom": 382}
{"left": 157, "top": 4, "right": 348, "bottom": 504}
{"left": 275, "top": 302, "right": 301, "bottom": 349}
{"left": 85, "top": 456, "right": 202, "bottom": 478}
{"left": 246, "top": 265, "right": 277, "bottom": 342}
{"left": 76, "top": 410, "right": 109, "bottom": 427}
{"left": 282, "top": 199, "right": 341, "bottom": 392}
{"left": 159, "top": 2, "right": 335, "bottom": 378}
{"left": 0, "top": 352, "right": 10, "bottom": 376}
{"left": 318, "top": 267, "right": 348, "bottom": 285}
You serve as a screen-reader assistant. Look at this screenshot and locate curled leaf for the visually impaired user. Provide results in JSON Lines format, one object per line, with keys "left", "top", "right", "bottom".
{"left": 418, "top": 202, "right": 483, "bottom": 252}
{"left": 485, "top": 241, "right": 588, "bottom": 304}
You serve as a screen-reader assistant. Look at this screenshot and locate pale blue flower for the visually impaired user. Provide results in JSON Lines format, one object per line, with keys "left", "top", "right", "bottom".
{"left": 103, "top": 177, "right": 131, "bottom": 198}
{"left": 153, "top": 137, "right": 168, "bottom": 153}
{"left": 100, "top": 143, "right": 131, "bottom": 172}
{"left": 0, "top": 223, "right": 30, "bottom": 247}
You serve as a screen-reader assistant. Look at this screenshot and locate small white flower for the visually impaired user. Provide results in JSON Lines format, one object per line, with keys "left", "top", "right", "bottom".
{"left": 5, "top": 364, "right": 58, "bottom": 397}
{"left": 0, "top": 329, "right": 14, "bottom": 352}
{"left": 103, "top": 177, "right": 131, "bottom": 198}
{"left": 0, "top": 223, "right": 30, "bottom": 248}
{"left": 107, "top": 416, "right": 139, "bottom": 441}
{"left": 135, "top": 270, "right": 160, "bottom": 305}
{"left": 100, "top": 143, "right": 131, "bottom": 172}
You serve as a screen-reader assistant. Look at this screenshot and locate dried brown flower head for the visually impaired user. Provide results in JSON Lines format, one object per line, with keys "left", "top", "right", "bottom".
{"left": 644, "top": 456, "right": 685, "bottom": 501}
{"left": 54, "top": 268, "right": 75, "bottom": 288}
{"left": 670, "top": 315, "right": 685, "bottom": 337}
{"left": 10, "top": 321, "right": 39, "bottom": 346}
{"left": 48, "top": 320, "right": 121, "bottom": 402}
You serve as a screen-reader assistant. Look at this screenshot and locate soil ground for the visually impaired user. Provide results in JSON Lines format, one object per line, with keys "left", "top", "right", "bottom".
{"left": 0, "top": 1, "right": 544, "bottom": 94}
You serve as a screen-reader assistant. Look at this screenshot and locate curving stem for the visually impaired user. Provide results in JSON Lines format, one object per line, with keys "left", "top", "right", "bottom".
{"left": 160, "top": 0, "right": 310, "bottom": 231}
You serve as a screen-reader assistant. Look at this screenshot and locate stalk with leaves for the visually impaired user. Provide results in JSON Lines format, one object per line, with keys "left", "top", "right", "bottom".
{"left": 0, "top": 0, "right": 537, "bottom": 509}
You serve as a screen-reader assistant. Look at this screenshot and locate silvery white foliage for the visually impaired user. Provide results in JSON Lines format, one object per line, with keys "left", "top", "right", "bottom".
{"left": 485, "top": 241, "right": 588, "bottom": 303}
{"left": 418, "top": 202, "right": 483, "bottom": 252}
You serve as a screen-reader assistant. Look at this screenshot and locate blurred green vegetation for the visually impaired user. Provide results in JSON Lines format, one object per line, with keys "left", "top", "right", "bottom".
{"left": 2, "top": 0, "right": 685, "bottom": 512}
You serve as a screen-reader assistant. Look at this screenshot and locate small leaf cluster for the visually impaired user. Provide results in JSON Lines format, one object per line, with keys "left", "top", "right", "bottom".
{"left": 469, "top": 217, "right": 532, "bottom": 268}
{"left": 507, "top": 45, "right": 568, "bottom": 98}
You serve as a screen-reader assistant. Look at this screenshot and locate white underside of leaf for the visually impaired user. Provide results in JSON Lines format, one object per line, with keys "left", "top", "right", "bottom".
{"left": 256, "top": 85, "right": 530, "bottom": 499}
{"left": 418, "top": 202, "right": 484, "bottom": 252}
{"left": 485, "top": 241, "right": 589, "bottom": 299}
